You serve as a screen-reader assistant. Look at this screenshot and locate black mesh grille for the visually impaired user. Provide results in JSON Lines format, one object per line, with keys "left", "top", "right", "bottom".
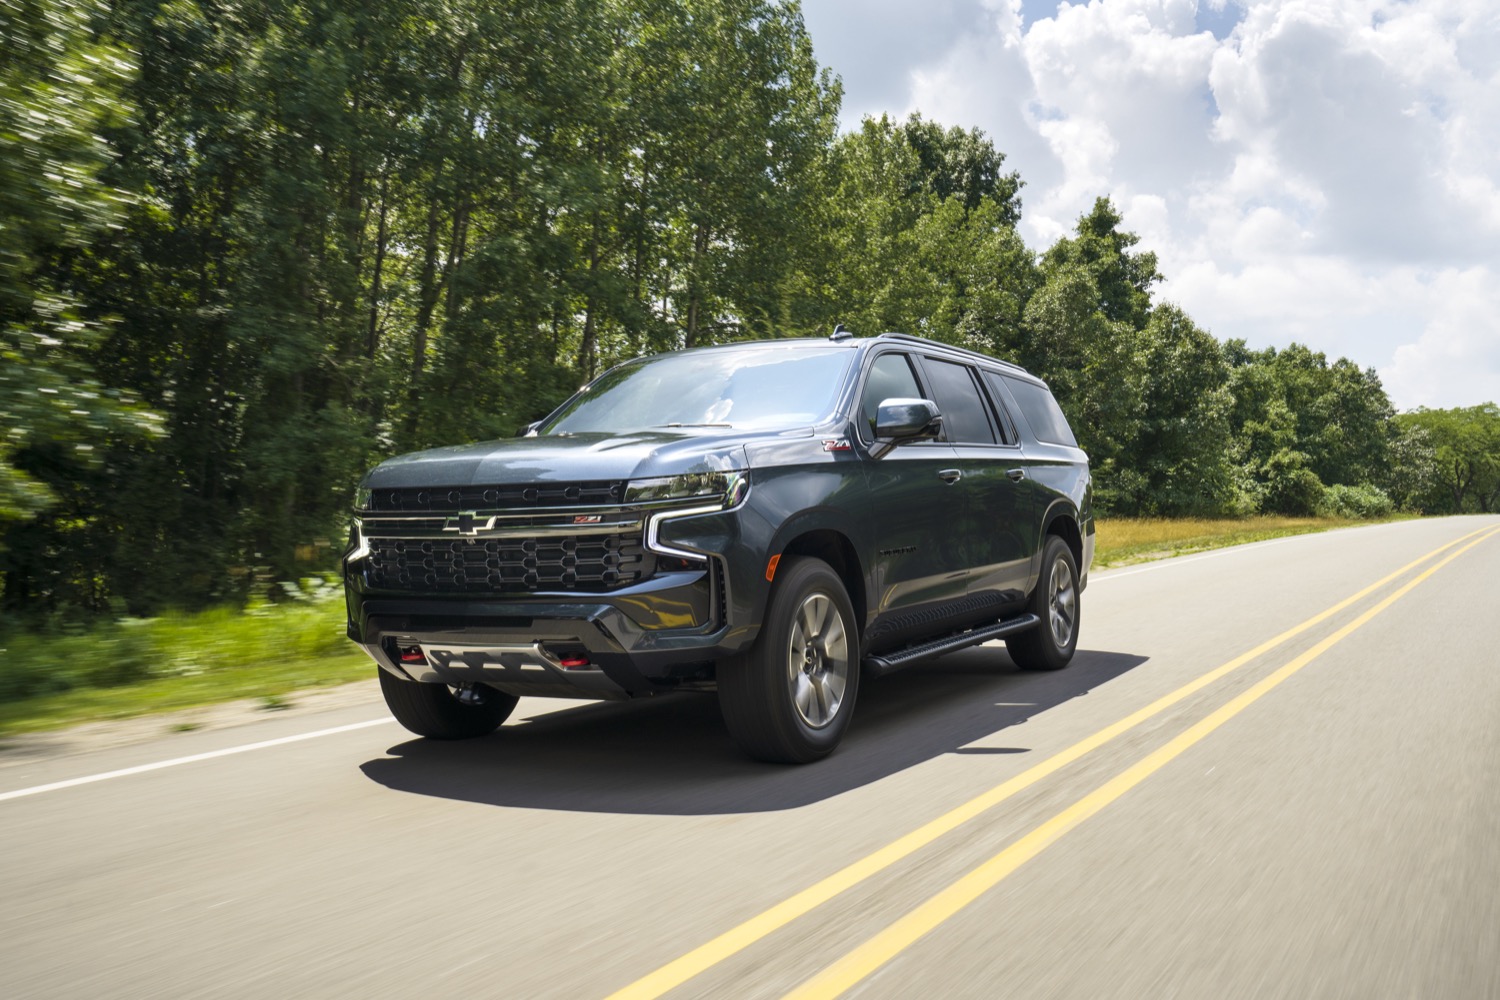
{"left": 370, "top": 482, "right": 625, "bottom": 513}
{"left": 365, "top": 533, "right": 649, "bottom": 593}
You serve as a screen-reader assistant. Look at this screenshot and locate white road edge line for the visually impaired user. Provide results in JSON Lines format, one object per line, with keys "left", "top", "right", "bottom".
{"left": 0, "top": 718, "right": 396, "bottom": 803}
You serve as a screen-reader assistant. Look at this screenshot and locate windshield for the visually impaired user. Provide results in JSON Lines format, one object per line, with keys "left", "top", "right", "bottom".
{"left": 540, "top": 346, "right": 854, "bottom": 434}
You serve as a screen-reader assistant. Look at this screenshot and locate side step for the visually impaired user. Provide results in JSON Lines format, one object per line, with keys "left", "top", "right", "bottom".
{"left": 862, "top": 613, "right": 1040, "bottom": 677}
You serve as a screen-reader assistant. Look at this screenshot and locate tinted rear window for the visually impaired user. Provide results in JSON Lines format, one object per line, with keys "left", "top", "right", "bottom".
{"left": 923, "top": 358, "right": 996, "bottom": 445}
{"left": 1002, "top": 376, "right": 1077, "bottom": 447}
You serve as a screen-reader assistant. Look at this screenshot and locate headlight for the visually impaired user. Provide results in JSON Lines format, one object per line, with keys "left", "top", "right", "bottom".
{"left": 625, "top": 471, "right": 745, "bottom": 505}
{"left": 354, "top": 486, "right": 372, "bottom": 510}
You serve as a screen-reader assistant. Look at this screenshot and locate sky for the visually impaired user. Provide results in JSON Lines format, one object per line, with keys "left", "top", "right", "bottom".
{"left": 799, "top": 0, "right": 1500, "bottom": 411}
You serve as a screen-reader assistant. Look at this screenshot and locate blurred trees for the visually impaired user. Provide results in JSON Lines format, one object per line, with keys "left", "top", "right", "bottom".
{"left": 1, "top": 0, "right": 1487, "bottom": 620}
{"left": 1, "top": 0, "right": 160, "bottom": 529}
{"left": 2, "top": 0, "right": 838, "bottom": 616}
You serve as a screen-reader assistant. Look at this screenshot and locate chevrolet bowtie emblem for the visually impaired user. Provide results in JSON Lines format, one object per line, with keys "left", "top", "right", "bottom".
{"left": 442, "top": 511, "right": 498, "bottom": 537}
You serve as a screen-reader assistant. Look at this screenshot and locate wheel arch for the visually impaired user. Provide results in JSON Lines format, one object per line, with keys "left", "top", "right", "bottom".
{"left": 777, "top": 528, "right": 867, "bottom": 636}
{"left": 1042, "top": 503, "right": 1083, "bottom": 576}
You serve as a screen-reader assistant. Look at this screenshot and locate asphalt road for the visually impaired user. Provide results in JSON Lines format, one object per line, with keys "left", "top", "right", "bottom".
{"left": 3, "top": 516, "right": 1498, "bottom": 1000}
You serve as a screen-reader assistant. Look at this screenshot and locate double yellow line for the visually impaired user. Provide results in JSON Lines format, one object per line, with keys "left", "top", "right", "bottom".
{"left": 609, "top": 523, "right": 1500, "bottom": 1000}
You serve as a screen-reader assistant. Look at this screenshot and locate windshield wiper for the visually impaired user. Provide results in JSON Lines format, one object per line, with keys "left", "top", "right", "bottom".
{"left": 655, "top": 422, "right": 733, "bottom": 428}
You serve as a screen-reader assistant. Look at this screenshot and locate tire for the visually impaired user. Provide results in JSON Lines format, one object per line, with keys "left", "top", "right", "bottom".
{"left": 1006, "top": 535, "right": 1080, "bottom": 671}
{"left": 717, "top": 556, "right": 860, "bottom": 764}
{"left": 378, "top": 668, "right": 519, "bottom": 739}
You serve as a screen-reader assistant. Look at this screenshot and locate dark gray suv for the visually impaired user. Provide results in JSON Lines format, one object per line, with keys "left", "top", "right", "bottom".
{"left": 344, "top": 332, "right": 1093, "bottom": 762}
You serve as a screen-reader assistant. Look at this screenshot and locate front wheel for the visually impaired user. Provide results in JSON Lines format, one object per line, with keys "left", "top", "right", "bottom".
{"left": 717, "top": 556, "right": 860, "bottom": 764}
{"left": 378, "top": 669, "right": 519, "bottom": 739}
{"left": 1006, "top": 535, "right": 1080, "bottom": 671}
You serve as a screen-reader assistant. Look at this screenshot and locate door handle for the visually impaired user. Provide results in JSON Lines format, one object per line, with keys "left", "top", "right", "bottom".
{"left": 1006, "top": 468, "right": 1027, "bottom": 482}
{"left": 937, "top": 469, "right": 962, "bottom": 485}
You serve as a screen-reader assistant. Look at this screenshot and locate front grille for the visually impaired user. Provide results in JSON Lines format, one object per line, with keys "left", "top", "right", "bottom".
{"left": 366, "top": 533, "right": 650, "bottom": 594}
{"left": 370, "top": 482, "right": 624, "bottom": 513}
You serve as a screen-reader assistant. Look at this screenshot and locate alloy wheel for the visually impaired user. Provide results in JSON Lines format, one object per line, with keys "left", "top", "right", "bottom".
{"left": 785, "top": 592, "right": 850, "bottom": 729}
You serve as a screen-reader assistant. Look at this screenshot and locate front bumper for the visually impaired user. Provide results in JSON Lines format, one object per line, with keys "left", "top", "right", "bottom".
{"left": 345, "top": 566, "right": 748, "bottom": 698}
{"left": 343, "top": 471, "right": 773, "bottom": 699}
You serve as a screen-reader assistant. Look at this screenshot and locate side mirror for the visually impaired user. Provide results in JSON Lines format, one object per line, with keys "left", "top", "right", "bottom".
{"left": 873, "top": 398, "right": 942, "bottom": 457}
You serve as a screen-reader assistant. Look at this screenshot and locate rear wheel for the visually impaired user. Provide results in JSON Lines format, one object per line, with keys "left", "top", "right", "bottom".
{"left": 378, "top": 668, "right": 518, "bottom": 739}
{"left": 1006, "top": 535, "right": 1080, "bottom": 671}
{"left": 718, "top": 556, "right": 860, "bottom": 763}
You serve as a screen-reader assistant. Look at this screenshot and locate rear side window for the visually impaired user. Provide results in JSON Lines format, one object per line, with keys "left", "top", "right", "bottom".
{"left": 922, "top": 358, "right": 996, "bottom": 445}
{"left": 1002, "top": 376, "right": 1078, "bottom": 447}
{"left": 860, "top": 353, "right": 923, "bottom": 434}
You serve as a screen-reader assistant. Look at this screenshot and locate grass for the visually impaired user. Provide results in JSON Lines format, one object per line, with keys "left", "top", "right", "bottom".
{"left": 1092, "top": 515, "right": 1405, "bottom": 568}
{"left": 0, "top": 578, "right": 373, "bottom": 736}
{"left": 0, "top": 649, "right": 372, "bottom": 735}
{"left": 0, "top": 516, "right": 1405, "bottom": 736}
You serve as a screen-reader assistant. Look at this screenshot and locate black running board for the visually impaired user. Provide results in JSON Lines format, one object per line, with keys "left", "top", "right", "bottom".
{"left": 862, "top": 613, "right": 1041, "bottom": 676}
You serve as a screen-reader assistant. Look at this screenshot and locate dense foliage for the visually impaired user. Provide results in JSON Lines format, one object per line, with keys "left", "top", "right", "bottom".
{"left": 3, "top": 0, "right": 1494, "bottom": 622}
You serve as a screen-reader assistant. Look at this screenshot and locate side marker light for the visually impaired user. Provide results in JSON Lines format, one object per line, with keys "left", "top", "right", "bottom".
{"left": 766, "top": 554, "right": 781, "bottom": 582}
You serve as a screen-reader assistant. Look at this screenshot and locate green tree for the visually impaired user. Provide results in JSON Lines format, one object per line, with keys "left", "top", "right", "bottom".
{"left": 805, "top": 113, "right": 1034, "bottom": 347}
{"left": 810, "top": 115, "right": 940, "bottom": 337}
{"left": 1022, "top": 198, "right": 1163, "bottom": 510}
{"left": 1039, "top": 196, "right": 1160, "bottom": 331}
{"left": 654, "top": 0, "right": 839, "bottom": 349}
{"left": 1223, "top": 340, "right": 1394, "bottom": 514}
{"left": 1383, "top": 419, "right": 1438, "bottom": 512}
{"left": 0, "top": 0, "right": 158, "bottom": 529}
{"left": 916, "top": 197, "right": 1038, "bottom": 357}
{"left": 1021, "top": 262, "right": 1143, "bottom": 506}
{"left": 1125, "top": 305, "right": 1236, "bottom": 515}
{"left": 1396, "top": 405, "right": 1500, "bottom": 513}
{"left": 896, "top": 113, "right": 1022, "bottom": 221}
{"left": 1265, "top": 345, "right": 1392, "bottom": 487}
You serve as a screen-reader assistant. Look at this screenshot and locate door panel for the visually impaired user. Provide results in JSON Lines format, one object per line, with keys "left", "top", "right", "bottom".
{"left": 916, "top": 358, "right": 1031, "bottom": 613}
{"left": 955, "top": 442, "right": 1032, "bottom": 611}
{"left": 854, "top": 352, "right": 973, "bottom": 649}
{"left": 862, "top": 440, "right": 971, "bottom": 616}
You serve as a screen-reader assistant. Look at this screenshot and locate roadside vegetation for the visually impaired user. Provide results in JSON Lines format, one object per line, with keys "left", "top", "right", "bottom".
{"left": 1092, "top": 515, "right": 1400, "bottom": 568}
{"left": 0, "top": 579, "right": 368, "bottom": 735}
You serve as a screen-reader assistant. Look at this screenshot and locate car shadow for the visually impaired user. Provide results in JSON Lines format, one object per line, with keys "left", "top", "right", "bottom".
{"left": 358, "top": 645, "right": 1147, "bottom": 815}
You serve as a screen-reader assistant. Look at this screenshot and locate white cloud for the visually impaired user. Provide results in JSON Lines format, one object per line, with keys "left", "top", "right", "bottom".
{"left": 800, "top": 0, "right": 1005, "bottom": 121}
{"left": 801, "top": 0, "right": 1500, "bottom": 409}
{"left": 1384, "top": 268, "right": 1500, "bottom": 409}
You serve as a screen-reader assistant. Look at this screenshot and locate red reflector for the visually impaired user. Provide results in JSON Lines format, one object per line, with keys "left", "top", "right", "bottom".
{"left": 399, "top": 648, "right": 425, "bottom": 663}
{"left": 559, "top": 655, "right": 590, "bottom": 669}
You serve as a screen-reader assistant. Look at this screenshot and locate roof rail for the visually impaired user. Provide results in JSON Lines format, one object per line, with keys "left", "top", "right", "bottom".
{"left": 871, "top": 332, "right": 1029, "bottom": 374}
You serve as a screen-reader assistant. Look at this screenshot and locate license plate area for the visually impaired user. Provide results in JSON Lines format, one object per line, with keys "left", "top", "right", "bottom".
{"left": 417, "top": 643, "right": 560, "bottom": 675}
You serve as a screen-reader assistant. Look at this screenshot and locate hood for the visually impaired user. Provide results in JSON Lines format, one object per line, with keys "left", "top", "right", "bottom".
{"left": 363, "top": 429, "right": 801, "bottom": 489}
